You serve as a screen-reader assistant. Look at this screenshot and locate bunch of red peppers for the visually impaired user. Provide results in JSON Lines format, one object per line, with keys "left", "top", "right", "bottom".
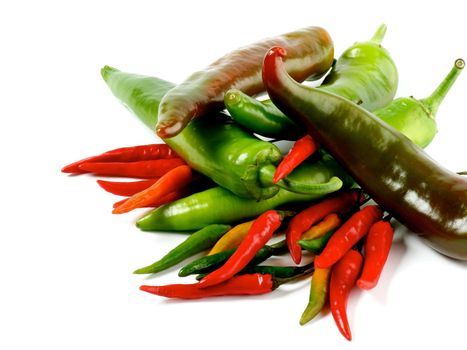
{"left": 62, "top": 23, "right": 466, "bottom": 341}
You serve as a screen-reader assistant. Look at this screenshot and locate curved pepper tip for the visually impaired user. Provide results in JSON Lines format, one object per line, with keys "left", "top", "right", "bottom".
{"left": 266, "top": 46, "right": 287, "bottom": 59}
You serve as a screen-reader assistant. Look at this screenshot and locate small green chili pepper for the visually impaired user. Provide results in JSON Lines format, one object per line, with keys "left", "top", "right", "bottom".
{"left": 225, "top": 24, "right": 397, "bottom": 139}
{"left": 178, "top": 240, "right": 287, "bottom": 277}
{"left": 133, "top": 224, "right": 230, "bottom": 275}
{"left": 298, "top": 229, "right": 336, "bottom": 254}
{"left": 196, "top": 262, "right": 315, "bottom": 280}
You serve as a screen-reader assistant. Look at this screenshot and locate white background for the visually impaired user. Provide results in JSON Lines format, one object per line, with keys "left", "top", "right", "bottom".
{"left": 1, "top": 1, "right": 467, "bottom": 349}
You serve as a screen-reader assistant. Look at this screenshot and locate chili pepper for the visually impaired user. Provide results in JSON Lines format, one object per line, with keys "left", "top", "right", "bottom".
{"left": 113, "top": 165, "right": 192, "bottom": 214}
{"left": 141, "top": 273, "right": 274, "bottom": 299}
{"left": 298, "top": 229, "right": 336, "bottom": 255}
{"left": 155, "top": 26, "right": 334, "bottom": 139}
{"left": 285, "top": 189, "right": 360, "bottom": 264}
{"left": 97, "top": 179, "right": 159, "bottom": 197}
{"left": 133, "top": 224, "right": 230, "bottom": 275}
{"left": 208, "top": 220, "right": 254, "bottom": 255}
{"left": 263, "top": 47, "right": 467, "bottom": 259}
{"left": 141, "top": 265, "right": 313, "bottom": 300}
{"left": 224, "top": 24, "right": 397, "bottom": 139}
{"left": 314, "top": 205, "right": 382, "bottom": 268}
{"left": 329, "top": 249, "right": 363, "bottom": 341}
{"left": 375, "top": 58, "right": 465, "bottom": 147}
{"left": 77, "top": 158, "right": 186, "bottom": 178}
{"left": 357, "top": 220, "right": 394, "bottom": 289}
{"left": 196, "top": 262, "right": 314, "bottom": 280}
{"left": 62, "top": 143, "right": 177, "bottom": 174}
{"left": 301, "top": 213, "right": 341, "bottom": 240}
{"left": 198, "top": 210, "right": 283, "bottom": 288}
{"left": 273, "top": 135, "right": 319, "bottom": 183}
{"left": 113, "top": 190, "right": 183, "bottom": 209}
{"left": 178, "top": 240, "right": 287, "bottom": 277}
{"left": 299, "top": 267, "right": 331, "bottom": 325}
{"left": 102, "top": 66, "right": 280, "bottom": 200}
{"left": 224, "top": 89, "right": 301, "bottom": 140}
{"left": 136, "top": 157, "right": 351, "bottom": 232}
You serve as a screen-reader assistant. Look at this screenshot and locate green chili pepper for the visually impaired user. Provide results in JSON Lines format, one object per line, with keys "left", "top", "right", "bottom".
{"left": 178, "top": 240, "right": 287, "bottom": 277}
{"left": 102, "top": 66, "right": 345, "bottom": 200}
{"left": 263, "top": 48, "right": 467, "bottom": 260}
{"left": 298, "top": 229, "right": 336, "bottom": 254}
{"left": 133, "top": 224, "right": 230, "bottom": 275}
{"left": 136, "top": 157, "right": 351, "bottom": 231}
{"left": 196, "top": 262, "right": 314, "bottom": 280}
{"left": 225, "top": 24, "right": 398, "bottom": 139}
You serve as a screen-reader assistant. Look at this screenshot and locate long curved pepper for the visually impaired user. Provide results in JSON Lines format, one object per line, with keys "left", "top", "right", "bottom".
{"left": 329, "top": 249, "right": 363, "bottom": 341}
{"left": 262, "top": 47, "right": 467, "bottom": 260}
{"left": 198, "top": 210, "right": 283, "bottom": 289}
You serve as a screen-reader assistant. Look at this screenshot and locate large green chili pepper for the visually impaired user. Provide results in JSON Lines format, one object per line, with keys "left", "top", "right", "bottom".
{"left": 133, "top": 224, "right": 230, "bottom": 275}
{"left": 225, "top": 24, "right": 398, "bottom": 139}
{"left": 102, "top": 66, "right": 343, "bottom": 200}
{"left": 263, "top": 48, "right": 467, "bottom": 260}
{"left": 136, "top": 157, "right": 351, "bottom": 231}
{"left": 155, "top": 26, "right": 334, "bottom": 138}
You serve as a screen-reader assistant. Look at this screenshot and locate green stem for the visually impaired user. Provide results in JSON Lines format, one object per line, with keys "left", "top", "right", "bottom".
{"left": 421, "top": 58, "right": 465, "bottom": 116}
{"left": 370, "top": 24, "right": 387, "bottom": 44}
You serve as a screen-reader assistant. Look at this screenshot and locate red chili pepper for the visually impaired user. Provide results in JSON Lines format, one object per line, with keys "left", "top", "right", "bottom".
{"left": 140, "top": 273, "right": 274, "bottom": 299}
{"left": 112, "top": 165, "right": 192, "bottom": 214}
{"left": 62, "top": 143, "right": 178, "bottom": 173}
{"left": 357, "top": 220, "right": 394, "bottom": 290}
{"left": 112, "top": 190, "right": 184, "bottom": 209}
{"left": 197, "top": 210, "right": 283, "bottom": 289}
{"left": 77, "top": 158, "right": 186, "bottom": 178}
{"left": 273, "top": 135, "right": 318, "bottom": 184}
{"left": 330, "top": 249, "right": 363, "bottom": 341}
{"left": 97, "top": 179, "right": 159, "bottom": 196}
{"left": 285, "top": 190, "right": 360, "bottom": 264}
{"left": 314, "top": 205, "right": 383, "bottom": 269}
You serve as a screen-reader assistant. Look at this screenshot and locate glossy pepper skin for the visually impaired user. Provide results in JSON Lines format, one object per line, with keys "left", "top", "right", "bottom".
{"left": 263, "top": 47, "right": 467, "bottom": 259}
{"left": 133, "top": 224, "right": 230, "bottom": 275}
{"left": 225, "top": 24, "right": 398, "bottom": 139}
{"left": 101, "top": 66, "right": 282, "bottom": 200}
{"left": 156, "top": 26, "right": 334, "bottom": 138}
{"left": 198, "top": 210, "right": 283, "bottom": 288}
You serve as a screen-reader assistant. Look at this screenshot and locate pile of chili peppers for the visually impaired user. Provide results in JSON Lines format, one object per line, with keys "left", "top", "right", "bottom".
{"left": 62, "top": 24, "right": 467, "bottom": 341}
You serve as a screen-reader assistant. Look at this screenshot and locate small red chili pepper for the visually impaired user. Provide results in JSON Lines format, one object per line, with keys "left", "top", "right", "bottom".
{"left": 77, "top": 158, "right": 186, "bottom": 178}
{"left": 285, "top": 190, "right": 360, "bottom": 264}
{"left": 357, "top": 220, "right": 394, "bottom": 290}
{"left": 112, "top": 165, "right": 192, "bottom": 214}
{"left": 197, "top": 210, "right": 283, "bottom": 289}
{"left": 62, "top": 143, "right": 178, "bottom": 173}
{"left": 273, "top": 135, "right": 318, "bottom": 184}
{"left": 314, "top": 205, "right": 383, "bottom": 269}
{"left": 97, "top": 179, "right": 159, "bottom": 196}
{"left": 330, "top": 249, "right": 363, "bottom": 341}
{"left": 140, "top": 273, "right": 274, "bottom": 299}
{"left": 112, "top": 190, "right": 184, "bottom": 209}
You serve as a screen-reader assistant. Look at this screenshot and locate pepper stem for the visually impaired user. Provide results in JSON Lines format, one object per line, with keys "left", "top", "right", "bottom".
{"left": 420, "top": 58, "right": 464, "bottom": 117}
{"left": 272, "top": 263, "right": 315, "bottom": 290}
{"left": 370, "top": 24, "right": 387, "bottom": 44}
